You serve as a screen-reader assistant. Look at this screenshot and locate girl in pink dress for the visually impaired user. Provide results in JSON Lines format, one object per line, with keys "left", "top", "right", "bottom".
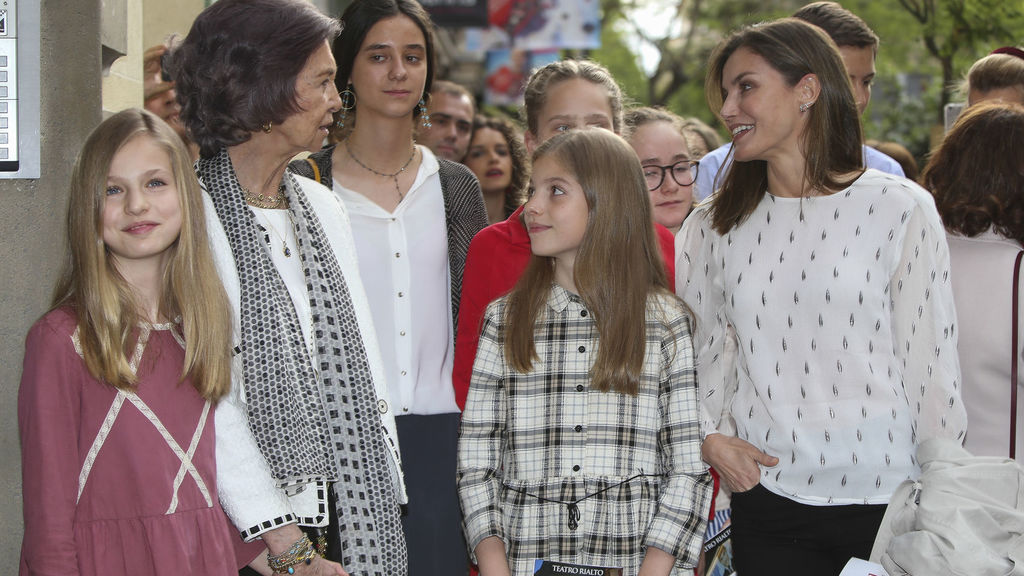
{"left": 18, "top": 108, "right": 264, "bottom": 575}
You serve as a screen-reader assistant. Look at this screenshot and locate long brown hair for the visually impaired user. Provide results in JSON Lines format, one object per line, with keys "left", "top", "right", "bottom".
{"left": 52, "top": 108, "right": 233, "bottom": 400}
{"left": 470, "top": 114, "right": 529, "bottom": 218}
{"left": 505, "top": 129, "right": 671, "bottom": 395}
{"left": 924, "top": 102, "right": 1024, "bottom": 245}
{"left": 704, "top": 18, "right": 863, "bottom": 234}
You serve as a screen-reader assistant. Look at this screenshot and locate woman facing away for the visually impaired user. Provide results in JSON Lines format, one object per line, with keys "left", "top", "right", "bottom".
{"left": 961, "top": 46, "right": 1024, "bottom": 107}
{"left": 676, "top": 18, "right": 967, "bottom": 576}
{"left": 19, "top": 108, "right": 263, "bottom": 575}
{"left": 463, "top": 114, "right": 529, "bottom": 225}
{"left": 171, "top": 0, "right": 408, "bottom": 573}
{"left": 288, "top": 1, "right": 488, "bottom": 573}
{"left": 458, "top": 128, "right": 712, "bottom": 576}
{"left": 923, "top": 102, "right": 1024, "bottom": 459}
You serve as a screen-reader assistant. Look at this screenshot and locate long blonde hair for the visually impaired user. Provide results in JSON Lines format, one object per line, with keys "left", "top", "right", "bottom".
{"left": 52, "top": 108, "right": 232, "bottom": 400}
{"left": 505, "top": 129, "right": 671, "bottom": 395}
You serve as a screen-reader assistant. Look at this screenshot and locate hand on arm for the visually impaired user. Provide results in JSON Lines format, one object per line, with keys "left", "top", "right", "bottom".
{"left": 701, "top": 433, "right": 777, "bottom": 493}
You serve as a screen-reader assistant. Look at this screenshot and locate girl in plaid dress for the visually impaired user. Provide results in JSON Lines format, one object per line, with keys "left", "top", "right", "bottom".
{"left": 458, "top": 129, "right": 713, "bottom": 576}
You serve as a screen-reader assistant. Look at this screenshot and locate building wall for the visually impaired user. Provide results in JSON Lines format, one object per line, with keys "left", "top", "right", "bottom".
{"left": 0, "top": 0, "right": 102, "bottom": 561}
{"left": 143, "top": 0, "right": 205, "bottom": 52}
{"left": 103, "top": 0, "right": 143, "bottom": 115}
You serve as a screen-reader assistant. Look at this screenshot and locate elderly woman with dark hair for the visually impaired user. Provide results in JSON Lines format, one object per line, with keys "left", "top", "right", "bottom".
{"left": 924, "top": 102, "right": 1024, "bottom": 460}
{"left": 170, "top": 0, "right": 408, "bottom": 574}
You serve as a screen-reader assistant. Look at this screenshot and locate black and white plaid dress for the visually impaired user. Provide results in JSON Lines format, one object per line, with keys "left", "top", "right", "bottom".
{"left": 457, "top": 285, "right": 713, "bottom": 575}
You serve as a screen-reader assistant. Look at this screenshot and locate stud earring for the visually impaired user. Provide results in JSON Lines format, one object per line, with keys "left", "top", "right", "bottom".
{"left": 262, "top": 121, "right": 273, "bottom": 133}
{"left": 418, "top": 98, "right": 431, "bottom": 128}
{"left": 799, "top": 101, "right": 814, "bottom": 113}
{"left": 336, "top": 84, "right": 357, "bottom": 129}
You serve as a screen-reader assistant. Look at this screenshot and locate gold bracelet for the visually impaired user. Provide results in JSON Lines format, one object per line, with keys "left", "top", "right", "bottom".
{"left": 267, "top": 534, "right": 318, "bottom": 575}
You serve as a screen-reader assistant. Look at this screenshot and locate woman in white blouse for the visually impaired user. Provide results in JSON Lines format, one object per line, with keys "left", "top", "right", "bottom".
{"left": 676, "top": 18, "right": 967, "bottom": 576}
{"left": 288, "top": 1, "right": 487, "bottom": 573}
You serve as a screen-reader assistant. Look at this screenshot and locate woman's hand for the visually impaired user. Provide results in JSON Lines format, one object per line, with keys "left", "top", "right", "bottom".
{"left": 260, "top": 525, "right": 349, "bottom": 576}
{"left": 292, "top": 556, "right": 349, "bottom": 576}
{"left": 701, "top": 433, "right": 778, "bottom": 492}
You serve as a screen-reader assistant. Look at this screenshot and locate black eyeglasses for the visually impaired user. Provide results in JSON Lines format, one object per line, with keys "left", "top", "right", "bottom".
{"left": 642, "top": 160, "right": 699, "bottom": 191}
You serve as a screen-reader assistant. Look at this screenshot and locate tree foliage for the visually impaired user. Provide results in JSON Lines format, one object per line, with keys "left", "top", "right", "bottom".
{"left": 588, "top": 0, "right": 1023, "bottom": 162}
{"left": 892, "top": 0, "right": 1024, "bottom": 123}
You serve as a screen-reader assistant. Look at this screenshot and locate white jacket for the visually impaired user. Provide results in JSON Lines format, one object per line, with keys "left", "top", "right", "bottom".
{"left": 204, "top": 173, "right": 406, "bottom": 541}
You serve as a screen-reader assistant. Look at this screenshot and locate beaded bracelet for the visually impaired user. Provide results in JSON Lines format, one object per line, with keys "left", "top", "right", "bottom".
{"left": 267, "top": 533, "right": 318, "bottom": 575}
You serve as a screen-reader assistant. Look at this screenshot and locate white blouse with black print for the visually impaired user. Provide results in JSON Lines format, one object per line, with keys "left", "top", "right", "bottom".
{"left": 677, "top": 169, "right": 967, "bottom": 506}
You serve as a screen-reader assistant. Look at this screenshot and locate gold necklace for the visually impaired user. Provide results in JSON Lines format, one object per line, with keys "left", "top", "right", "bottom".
{"left": 257, "top": 211, "right": 295, "bottom": 258}
{"left": 346, "top": 142, "right": 416, "bottom": 202}
{"left": 244, "top": 185, "right": 287, "bottom": 209}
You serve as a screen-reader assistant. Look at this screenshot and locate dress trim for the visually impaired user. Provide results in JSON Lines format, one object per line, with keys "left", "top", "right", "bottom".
{"left": 71, "top": 326, "right": 214, "bottom": 512}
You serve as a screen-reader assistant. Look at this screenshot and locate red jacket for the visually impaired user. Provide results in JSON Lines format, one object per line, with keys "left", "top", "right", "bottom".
{"left": 453, "top": 205, "right": 677, "bottom": 410}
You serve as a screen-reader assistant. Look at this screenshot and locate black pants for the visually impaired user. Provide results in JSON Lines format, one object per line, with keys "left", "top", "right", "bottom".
{"left": 396, "top": 412, "right": 468, "bottom": 576}
{"left": 730, "top": 485, "right": 886, "bottom": 576}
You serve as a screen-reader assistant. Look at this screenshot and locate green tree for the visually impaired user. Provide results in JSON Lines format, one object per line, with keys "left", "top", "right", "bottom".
{"left": 877, "top": 0, "right": 1023, "bottom": 123}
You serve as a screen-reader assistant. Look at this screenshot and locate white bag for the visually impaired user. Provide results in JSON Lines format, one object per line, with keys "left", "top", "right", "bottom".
{"left": 870, "top": 438, "right": 1024, "bottom": 575}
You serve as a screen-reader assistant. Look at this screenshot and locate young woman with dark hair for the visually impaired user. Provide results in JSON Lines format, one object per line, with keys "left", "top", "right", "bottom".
{"left": 463, "top": 115, "right": 529, "bottom": 224}
{"left": 287, "top": 2, "right": 488, "bottom": 574}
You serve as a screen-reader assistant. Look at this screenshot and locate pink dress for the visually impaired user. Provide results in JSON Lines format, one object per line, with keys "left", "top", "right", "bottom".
{"left": 18, "top": 307, "right": 262, "bottom": 576}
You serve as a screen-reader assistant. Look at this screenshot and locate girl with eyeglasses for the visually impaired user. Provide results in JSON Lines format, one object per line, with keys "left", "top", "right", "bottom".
{"left": 625, "top": 107, "right": 699, "bottom": 235}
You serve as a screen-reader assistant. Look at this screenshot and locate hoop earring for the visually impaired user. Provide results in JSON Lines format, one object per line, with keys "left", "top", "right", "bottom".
{"left": 262, "top": 121, "right": 273, "bottom": 133}
{"left": 418, "top": 98, "right": 431, "bottom": 128}
{"left": 336, "top": 85, "right": 357, "bottom": 129}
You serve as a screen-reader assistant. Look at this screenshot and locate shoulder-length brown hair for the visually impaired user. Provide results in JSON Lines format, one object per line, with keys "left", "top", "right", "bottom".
{"left": 170, "top": 0, "right": 342, "bottom": 157}
{"left": 924, "top": 102, "right": 1024, "bottom": 245}
{"left": 470, "top": 114, "right": 529, "bottom": 218}
{"left": 505, "top": 129, "right": 671, "bottom": 395}
{"left": 52, "top": 108, "right": 233, "bottom": 401}
{"left": 704, "top": 18, "right": 863, "bottom": 234}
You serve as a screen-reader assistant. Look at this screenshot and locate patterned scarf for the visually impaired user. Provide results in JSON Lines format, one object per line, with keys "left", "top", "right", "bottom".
{"left": 198, "top": 149, "right": 407, "bottom": 575}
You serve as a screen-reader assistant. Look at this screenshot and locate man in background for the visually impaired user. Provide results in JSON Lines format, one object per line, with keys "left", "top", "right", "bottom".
{"left": 417, "top": 80, "right": 476, "bottom": 163}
